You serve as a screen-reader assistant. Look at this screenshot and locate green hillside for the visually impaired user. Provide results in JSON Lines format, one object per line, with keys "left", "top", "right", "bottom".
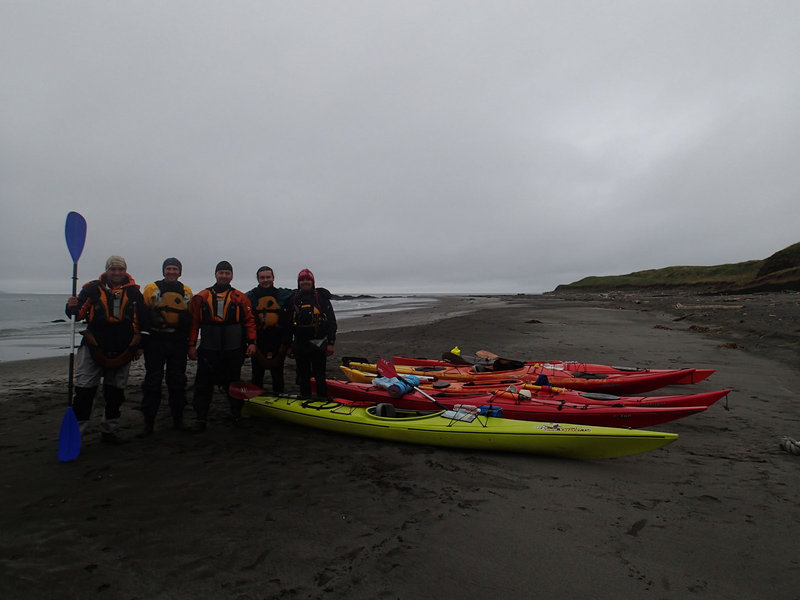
{"left": 554, "top": 242, "right": 800, "bottom": 293}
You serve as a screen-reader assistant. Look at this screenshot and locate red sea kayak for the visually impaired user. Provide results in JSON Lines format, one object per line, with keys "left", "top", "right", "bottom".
{"left": 330, "top": 373, "right": 730, "bottom": 408}
{"left": 392, "top": 355, "right": 714, "bottom": 386}
{"left": 315, "top": 379, "right": 709, "bottom": 428}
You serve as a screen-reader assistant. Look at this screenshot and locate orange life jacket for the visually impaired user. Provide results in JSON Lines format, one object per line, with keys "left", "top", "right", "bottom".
{"left": 253, "top": 294, "right": 281, "bottom": 329}
{"left": 79, "top": 281, "right": 139, "bottom": 326}
{"left": 200, "top": 288, "right": 242, "bottom": 324}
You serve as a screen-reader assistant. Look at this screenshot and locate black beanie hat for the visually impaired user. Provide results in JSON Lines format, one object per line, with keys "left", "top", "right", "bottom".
{"left": 162, "top": 257, "right": 182, "bottom": 275}
{"left": 215, "top": 260, "right": 233, "bottom": 273}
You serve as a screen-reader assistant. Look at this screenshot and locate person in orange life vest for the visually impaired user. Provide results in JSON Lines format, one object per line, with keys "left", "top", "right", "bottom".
{"left": 187, "top": 261, "right": 257, "bottom": 429}
{"left": 283, "top": 268, "right": 337, "bottom": 398}
{"left": 138, "top": 257, "right": 194, "bottom": 436}
{"left": 65, "top": 255, "right": 148, "bottom": 444}
{"left": 245, "top": 266, "right": 293, "bottom": 394}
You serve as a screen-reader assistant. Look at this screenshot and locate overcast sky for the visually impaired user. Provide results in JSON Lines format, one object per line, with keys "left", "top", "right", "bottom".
{"left": 2, "top": 1, "right": 799, "bottom": 295}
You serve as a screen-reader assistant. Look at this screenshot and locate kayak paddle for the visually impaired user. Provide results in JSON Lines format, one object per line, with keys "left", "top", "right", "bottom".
{"left": 376, "top": 358, "right": 448, "bottom": 411}
{"left": 58, "top": 211, "right": 87, "bottom": 463}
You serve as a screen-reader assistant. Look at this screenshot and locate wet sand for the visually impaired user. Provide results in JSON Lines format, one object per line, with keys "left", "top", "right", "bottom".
{"left": 1, "top": 292, "right": 799, "bottom": 599}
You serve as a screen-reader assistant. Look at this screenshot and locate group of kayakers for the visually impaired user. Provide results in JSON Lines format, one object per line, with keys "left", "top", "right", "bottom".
{"left": 65, "top": 256, "right": 337, "bottom": 443}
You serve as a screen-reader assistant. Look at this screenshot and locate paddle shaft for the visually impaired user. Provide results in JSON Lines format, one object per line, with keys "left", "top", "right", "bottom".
{"left": 405, "top": 378, "right": 447, "bottom": 409}
{"left": 67, "top": 261, "right": 78, "bottom": 405}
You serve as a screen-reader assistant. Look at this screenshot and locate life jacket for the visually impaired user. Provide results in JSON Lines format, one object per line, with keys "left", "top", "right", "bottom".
{"left": 79, "top": 279, "right": 139, "bottom": 326}
{"left": 76, "top": 276, "right": 142, "bottom": 365}
{"left": 197, "top": 287, "right": 245, "bottom": 351}
{"left": 150, "top": 281, "right": 191, "bottom": 330}
{"left": 253, "top": 294, "right": 282, "bottom": 329}
{"left": 292, "top": 291, "right": 325, "bottom": 333}
{"left": 200, "top": 287, "right": 242, "bottom": 325}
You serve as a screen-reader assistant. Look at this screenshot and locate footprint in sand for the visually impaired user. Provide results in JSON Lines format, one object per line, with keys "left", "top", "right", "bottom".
{"left": 626, "top": 518, "right": 647, "bottom": 536}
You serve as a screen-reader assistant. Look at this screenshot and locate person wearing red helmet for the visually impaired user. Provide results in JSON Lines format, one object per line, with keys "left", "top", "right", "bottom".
{"left": 283, "top": 268, "right": 337, "bottom": 398}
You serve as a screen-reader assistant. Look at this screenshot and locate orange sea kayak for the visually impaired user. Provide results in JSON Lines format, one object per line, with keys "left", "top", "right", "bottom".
{"left": 343, "top": 360, "right": 703, "bottom": 395}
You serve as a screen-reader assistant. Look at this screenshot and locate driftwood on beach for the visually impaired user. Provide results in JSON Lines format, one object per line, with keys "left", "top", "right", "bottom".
{"left": 675, "top": 302, "right": 744, "bottom": 310}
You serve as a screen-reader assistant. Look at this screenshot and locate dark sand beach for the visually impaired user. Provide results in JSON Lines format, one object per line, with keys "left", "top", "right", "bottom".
{"left": 1, "top": 292, "right": 799, "bottom": 599}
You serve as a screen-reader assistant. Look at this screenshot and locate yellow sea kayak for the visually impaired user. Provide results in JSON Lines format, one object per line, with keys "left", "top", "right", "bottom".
{"left": 243, "top": 395, "right": 678, "bottom": 459}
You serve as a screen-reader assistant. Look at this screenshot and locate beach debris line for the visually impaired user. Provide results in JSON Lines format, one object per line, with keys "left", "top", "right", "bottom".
{"left": 675, "top": 302, "right": 744, "bottom": 310}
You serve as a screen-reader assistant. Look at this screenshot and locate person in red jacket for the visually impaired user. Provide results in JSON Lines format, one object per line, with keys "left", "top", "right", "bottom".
{"left": 187, "top": 261, "right": 257, "bottom": 430}
{"left": 65, "top": 255, "right": 148, "bottom": 443}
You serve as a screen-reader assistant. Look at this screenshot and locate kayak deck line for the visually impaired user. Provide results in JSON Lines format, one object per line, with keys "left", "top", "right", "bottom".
{"left": 256, "top": 396, "right": 493, "bottom": 428}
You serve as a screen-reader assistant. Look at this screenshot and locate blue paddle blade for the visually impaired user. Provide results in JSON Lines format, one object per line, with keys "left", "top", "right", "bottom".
{"left": 65, "top": 212, "right": 87, "bottom": 264}
{"left": 58, "top": 406, "right": 81, "bottom": 462}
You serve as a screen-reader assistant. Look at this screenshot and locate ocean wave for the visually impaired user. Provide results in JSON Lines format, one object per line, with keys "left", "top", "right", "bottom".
{"left": 0, "top": 322, "right": 73, "bottom": 339}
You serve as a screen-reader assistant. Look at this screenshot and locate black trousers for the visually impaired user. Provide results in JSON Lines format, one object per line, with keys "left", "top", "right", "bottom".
{"left": 73, "top": 384, "right": 124, "bottom": 423}
{"left": 251, "top": 356, "right": 285, "bottom": 394}
{"left": 141, "top": 334, "right": 188, "bottom": 423}
{"left": 193, "top": 348, "right": 245, "bottom": 421}
{"left": 294, "top": 347, "right": 327, "bottom": 398}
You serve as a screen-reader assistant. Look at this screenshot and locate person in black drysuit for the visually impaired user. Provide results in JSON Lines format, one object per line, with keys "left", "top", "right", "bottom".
{"left": 245, "top": 266, "right": 293, "bottom": 394}
{"left": 282, "top": 268, "right": 337, "bottom": 398}
{"left": 138, "top": 257, "right": 194, "bottom": 435}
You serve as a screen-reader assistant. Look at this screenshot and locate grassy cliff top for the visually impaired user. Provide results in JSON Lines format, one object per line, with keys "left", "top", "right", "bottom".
{"left": 555, "top": 242, "right": 800, "bottom": 294}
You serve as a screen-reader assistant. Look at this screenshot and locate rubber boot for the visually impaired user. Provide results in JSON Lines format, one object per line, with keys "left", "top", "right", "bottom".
{"left": 72, "top": 386, "right": 98, "bottom": 423}
{"left": 229, "top": 396, "right": 251, "bottom": 428}
{"left": 140, "top": 387, "right": 161, "bottom": 431}
{"left": 168, "top": 388, "right": 188, "bottom": 430}
{"left": 103, "top": 385, "right": 125, "bottom": 420}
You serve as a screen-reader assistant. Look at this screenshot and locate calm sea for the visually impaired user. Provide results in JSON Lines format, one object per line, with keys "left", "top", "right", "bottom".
{"left": 0, "top": 293, "right": 437, "bottom": 363}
